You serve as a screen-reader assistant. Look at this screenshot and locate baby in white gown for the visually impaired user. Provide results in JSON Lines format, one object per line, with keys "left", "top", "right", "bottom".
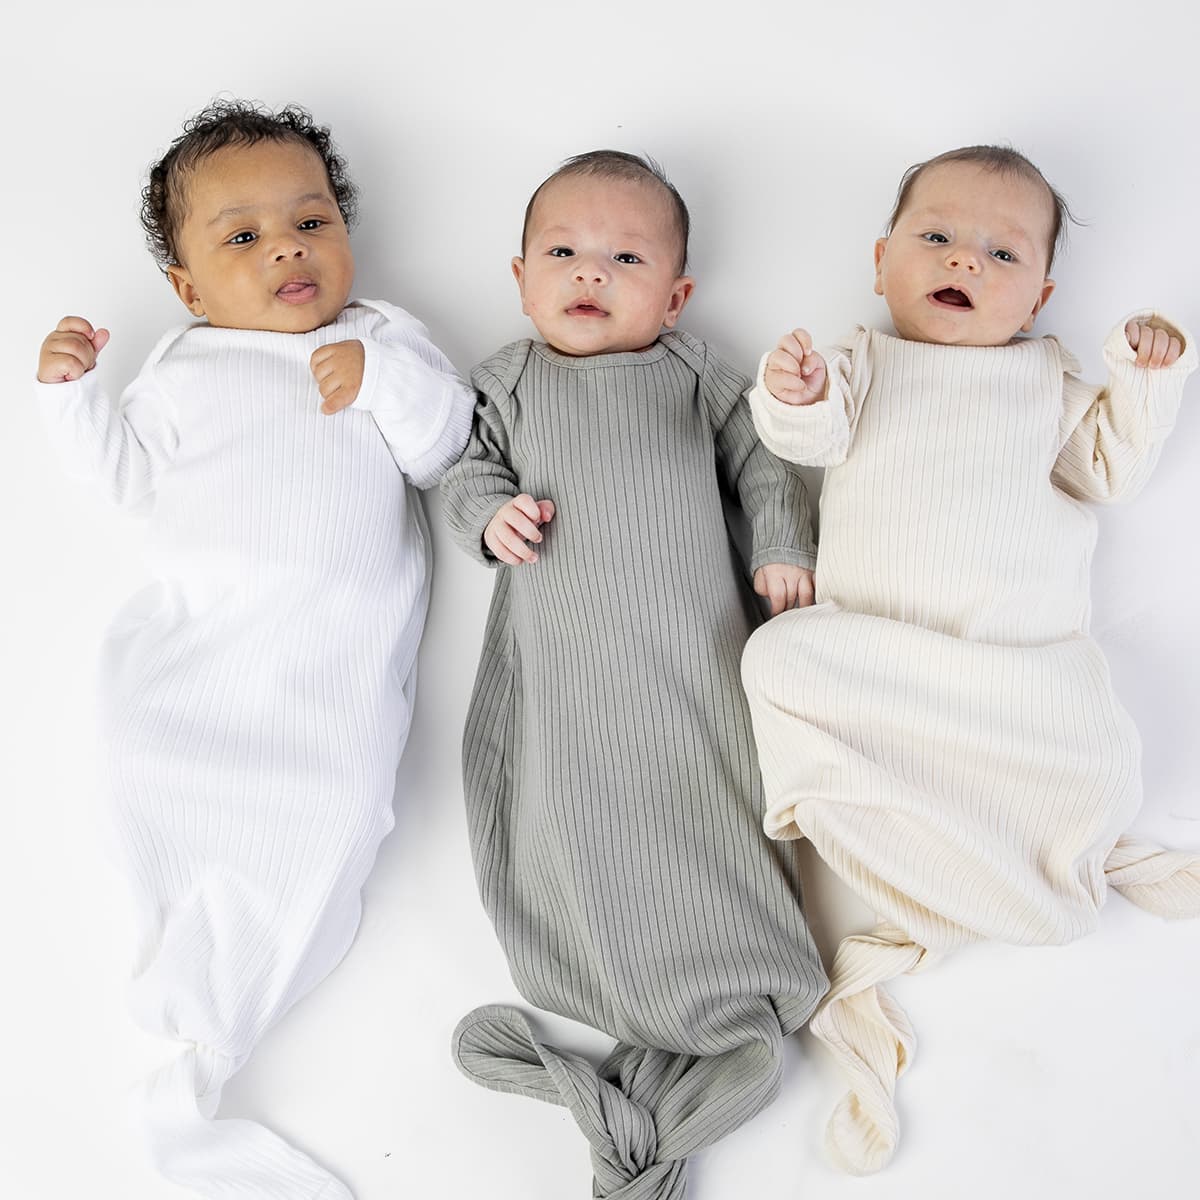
{"left": 35, "top": 100, "right": 473, "bottom": 1199}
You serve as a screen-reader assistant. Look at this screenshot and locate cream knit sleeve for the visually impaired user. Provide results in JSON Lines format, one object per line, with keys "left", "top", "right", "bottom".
{"left": 1052, "top": 311, "right": 1196, "bottom": 503}
{"left": 746, "top": 327, "right": 869, "bottom": 466}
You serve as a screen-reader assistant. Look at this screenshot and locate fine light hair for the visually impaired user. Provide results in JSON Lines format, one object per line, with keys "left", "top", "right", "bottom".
{"left": 140, "top": 98, "right": 358, "bottom": 270}
{"left": 521, "top": 150, "right": 691, "bottom": 273}
{"left": 886, "top": 145, "right": 1076, "bottom": 271}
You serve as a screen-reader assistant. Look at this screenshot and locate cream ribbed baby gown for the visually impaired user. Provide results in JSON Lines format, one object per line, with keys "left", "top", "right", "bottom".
{"left": 38, "top": 300, "right": 474, "bottom": 1199}
{"left": 742, "top": 314, "right": 1200, "bottom": 1175}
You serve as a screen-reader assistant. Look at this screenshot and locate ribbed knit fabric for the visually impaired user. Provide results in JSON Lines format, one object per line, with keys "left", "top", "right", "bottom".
{"left": 37, "top": 300, "right": 474, "bottom": 1199}
{"left": 440, "top": 333, "right": 828, "bottom": 1197}
{"left": 742, "top": 314, "right": 1198, "bottom": 1174}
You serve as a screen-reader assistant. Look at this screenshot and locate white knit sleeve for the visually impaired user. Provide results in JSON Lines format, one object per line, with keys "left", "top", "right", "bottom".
{"left": 746, "top": 330, "right": 864, "bottom": 467}
{"left": 35, "top": 348, "right": 179, "bottom": 510}
{"left": 1052, "top": 311, "right": 1196, "bottom": 503}
{"left": 350, "top": 301, "right": 475, "bottom": 490}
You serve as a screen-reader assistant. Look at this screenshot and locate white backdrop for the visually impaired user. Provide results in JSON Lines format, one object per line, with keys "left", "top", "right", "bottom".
{"left": 3, "top": 2, "right": 1198, "bottom": 1197}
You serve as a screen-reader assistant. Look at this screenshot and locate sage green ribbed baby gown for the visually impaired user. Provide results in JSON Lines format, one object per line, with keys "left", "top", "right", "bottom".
{"left": 441, "top": 331, "right": 828, "bottom": 1199}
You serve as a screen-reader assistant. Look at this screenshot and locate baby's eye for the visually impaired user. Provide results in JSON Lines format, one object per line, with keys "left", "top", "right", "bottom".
{"left": 228, "top": 231, "right": 257, "bottom": 245}
{"left": 298, "top": 218, "right": 325, "bottom": 231}
{"left": 548, "top": 247, "right": 574, "bottom": 258}
{"left": 614, "top": 252, "right": 642, "bottom": 265}
{"left": 990, "top": 248, "right": 1016, "bottom": 263}
{"left": 921, "top": 232, "right": 949, "bottom": 244}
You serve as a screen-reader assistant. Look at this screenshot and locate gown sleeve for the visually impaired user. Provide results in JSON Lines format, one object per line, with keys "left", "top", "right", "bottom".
{"left": 349, "top": 300, "right": 475, "bottom": 489}
{"left": 1052, "top": 312, "right": 1196, "bottom": 503}
{"left": 35, "top": 330, "right": 182, "bottom": 510}
{"left": 745, "top": 327, "right": 871, "bottom": 469}
{"left": 699, "top": 340, "right": 817, "bottom": 573}
{"left": 438, "top": 346, "right": 525, "bottom": 567}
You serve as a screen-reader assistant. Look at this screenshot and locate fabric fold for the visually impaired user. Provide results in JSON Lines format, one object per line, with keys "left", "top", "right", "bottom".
{"left": 453, "top": 1004, "right": 785, "bottom": 1200}
{"left": 1104, "top": 835, "right": 1200, "bottom": 918}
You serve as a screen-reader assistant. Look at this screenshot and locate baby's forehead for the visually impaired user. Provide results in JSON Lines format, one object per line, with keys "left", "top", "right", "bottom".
{"left": 903, "top": 163, "right": 1055, "bottom": 247}
{"left": 534, "top": 174, "right": 667, "bottom": 218}
{"left": 528, "top": 173, "right": 685, "bottom": 263}
{"left": 176, "top": 139, "right": 330, "bottom": 203}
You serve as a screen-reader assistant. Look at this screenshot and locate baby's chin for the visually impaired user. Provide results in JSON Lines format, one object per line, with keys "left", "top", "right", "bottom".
{"left": 194, "top": 287, "right": 353, "bottom": 336}
{"left": 891, "top": 313, "right": 1031, "bottom": 348}
{"left": 534, "top": 322, "right": 663, "bottom": 358}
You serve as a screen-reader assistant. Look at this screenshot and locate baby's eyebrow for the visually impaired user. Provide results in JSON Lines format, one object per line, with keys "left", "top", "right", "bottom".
{"left": 537, "top": 224, "right": 656, "bottom": 244}
{"left": 908, "top": 205, "right": 1035, "bottom": 244}
{"left": 207, "top": 192, "right": 334, "bottom": 226}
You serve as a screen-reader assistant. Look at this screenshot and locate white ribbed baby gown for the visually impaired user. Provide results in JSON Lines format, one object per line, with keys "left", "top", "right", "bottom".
{"left": 37, "top": 299, "right": 474, "bottom": 1199}
{"left": 742, "top": 314, "right": 1200, "bottom": 1174}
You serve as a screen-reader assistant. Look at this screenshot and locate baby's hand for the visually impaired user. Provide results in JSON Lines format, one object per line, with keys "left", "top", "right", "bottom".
{"left": 38, "top": 316, "right": 110, "bottom": 383}
{"left": 763, "top": 329, "right": 827, "bottom": 406}
{"left": 311, "top": 340, "right": 365, "bottom": 413}
{"left": 484, "top": 494, "right": 556, "bottom": 565}
{"left": 753, "top": 563, "right": 815, "bottom": 617}
{"left": 1125, "top": 320, "right": 1182, "bottom": 369}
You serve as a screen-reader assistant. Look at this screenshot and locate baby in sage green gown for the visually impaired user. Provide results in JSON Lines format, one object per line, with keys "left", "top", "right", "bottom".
{"left": 440, "top": 150, "right": 829, "bottom": 1200}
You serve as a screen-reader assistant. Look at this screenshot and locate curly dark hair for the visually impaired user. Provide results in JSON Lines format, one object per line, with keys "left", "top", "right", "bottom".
{"left": 521, "top": 149, "right": 691, "bottom": 273}
{"left": 140, "top": 98, "right": 358, "bottom": 269}
{"left": 886, "top": 144, "right": 1076, "bottom": 271}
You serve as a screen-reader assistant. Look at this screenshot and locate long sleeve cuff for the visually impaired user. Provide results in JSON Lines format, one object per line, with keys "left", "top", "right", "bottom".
{"left": 353, "top": 340, "right": 475, "bottom": 489}
{"left": 1103, "top": 310, "right": 1197, "bottom": 441}
{"left": 747, "top": 350, "right": 853, "bottom": 467}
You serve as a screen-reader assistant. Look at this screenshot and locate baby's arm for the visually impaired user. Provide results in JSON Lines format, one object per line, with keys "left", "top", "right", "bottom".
{"left": 35, "top": 316, "right": 176, "bottom": 507}
{"left": 700, "top": 346, "right": 816, "bottom": 614}
{"left": 441, "top": 355, "right": 553, "bottom": 568}
{"left": 1053, "top": 313, "right": 1196, "bottom": 503}
{"left": 317, "top": 304, "right": 476, "bottom": 489}
{"left": 747, "top": 328, "right": 863, "bottom": 467}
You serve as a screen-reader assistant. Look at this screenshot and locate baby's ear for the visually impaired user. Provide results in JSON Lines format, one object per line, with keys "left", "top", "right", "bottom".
{"left": 166, "top": 264, "right": 205, "bottom": 317}
{"left": 873, "top": 238, "right": 889, "bottom": 296}
{"left": 1020, "top": 278, "right": 1056, "bottom": 333}
{"left": 511, "top": 257, "right": 528, "bottom": 313}
{"left": 661, "top": 276, "right": 695, "bottom": 329}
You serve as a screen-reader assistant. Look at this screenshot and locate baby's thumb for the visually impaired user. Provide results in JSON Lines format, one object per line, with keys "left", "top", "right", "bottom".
{"left": 92, "top": 328, "right": 111, "bottom": 355}
{"left": 537, "top": 500, "right": 556, "bottom": 524}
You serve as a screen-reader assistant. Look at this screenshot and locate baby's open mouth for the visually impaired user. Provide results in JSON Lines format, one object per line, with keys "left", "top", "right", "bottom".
{"left": 931, "top": 287, "right": 972, "bottom": 309}
{"left": 568, "top": 302, "right": 608, "bottom": 316}
{"left": 277, "top": 280, "right": 318, "bottom": 303}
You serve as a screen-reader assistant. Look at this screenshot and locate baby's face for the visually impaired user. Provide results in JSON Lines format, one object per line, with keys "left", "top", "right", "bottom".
{"left": 166, "top": 140, "right": 354, "bottom": 334}
{"left": 873, "top": 161, "right": 1056, "bottom": 347}
{"left": 513, "top": 175, "right": 693, "bottom": 356}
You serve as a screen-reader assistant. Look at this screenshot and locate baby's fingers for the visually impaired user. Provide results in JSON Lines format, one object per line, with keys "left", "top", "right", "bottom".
{"left": 319, "top": 380, "right": 357, "bottom": 414}
{"left": 1126, "top": 321, "right": 1183, "bottom": 369}
{"left": 495, "top": 522, "right": 541, "bottom": 563}
{"left": 53, "top": 315, "right": 101, "bottom": 341}
{"left": 752, "top": 568, "right": 787, "bottom": 617}
{"left": 795, "top": 569, "right": 816, "bottom": 608}
{"left": 38, "top": 326, "right": 107, "bottom": 382}
{"left": 766, "top": 347, "right": 803, "bottom": 378}
{"left": 778, "top": 328, "right": 813, "bottom": 360}
{"left": 503, "top": 503, "right": 546, "bottom": 545}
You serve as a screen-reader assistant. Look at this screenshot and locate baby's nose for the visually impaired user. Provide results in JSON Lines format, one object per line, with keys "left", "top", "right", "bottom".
{"left": 945, "top": 249, "right": 980, "bottom": 273}
{"left": 574, "top": 256, "right": 609, "bottom": 283}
